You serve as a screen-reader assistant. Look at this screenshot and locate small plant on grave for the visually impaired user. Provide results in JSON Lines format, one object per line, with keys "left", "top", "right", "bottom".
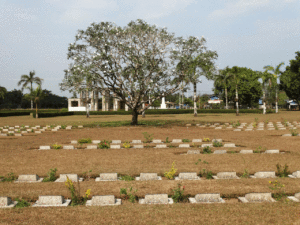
{"left": 15, "top": 198, "right": 31, "bottom": 208}
{"left": 31, "top": 129, "right": 34, "bottom": 133}
{"left": 52, "top": 143, "right": 62, "bottom": 150}
{"left": 190, "top": 142, "right": 195, "bottom": 147}
{"left": 98, "top": 140, "right": 110, "bottom": 149}
{"left": 119, "top": 175, "right": 135, "bottom": 181}
{"left": 42, "top": 168, "right": 57, "bottom": 182}
{"left": 228, "top": 150, "right": 236, "bottom": 154}
{"left": 82, "top": 170, "right": 93, "bottom": 181}
{"left": 255, "top": 118, "right": 258, "bottom": 123}
{"left": 171, "top": 183, "right": 186, "bottom": 203}
{"left": 168, "top": 144, "right": 175, "bottom": 148}
{"left": 78, "top": 138, "right": 92, "bottom": 144}
{"left": 254, "top": 146, "right": 266, "bottom": 153}
{"left": 237, "top": 120, "right": 241, "bottom": 126}
{"left": 199, "top": 169, "right": 213, "bottom": 179}
{"left": 202, "top": 146, "right": 212, "bottom": 154}
{"left": 164, "top": 161, "right": 177, "bottom": 180}
{"left": 213, "top": 141, "right": 223, "bottom": 147}
{"left": 8, "top": 133, "right": 14, "bottom": 136}
{"left": 268, "top": 180, "right": 286, "bottom": 201}
{"left": 0, "top": 172, "right": 16, "bottom": 182}
{"left": 16, "top": 130, "right": 21, "bottom": 133}
{"left": 65, "top": 176, "right": 91, "bottom": 206}
{"left": 120, "top": 187, "right": 138, "bottom": 203}
{"left": 165, "top": 137, "right": 170, "bottom": 143}
{"left": 284, "top": 119, "right": 288, "bottom": 127}
{"left": 276, "top": 164, "right": 290, "bottom": 177}
{"left": 122, "top": 141, "right": 131, "bottom": 149}
{"left": 253, "top": 122, "right": 257, "bottom": 128}
{"left": 61, "top": 125, "right": 66, "bottom": 129}
{"left": 241, "top": 169, "right": 250, "bottom": 178}
{"left": 142, "top": 132, "right": 154, "bottom": 143}
{"left": 203, "top": 138, "right": 210, "bottom": 142}
{"left": 290, "top": 129, "right": 299, "bottom": 136}
{"left": 182, "top": 139, "right": 190, "bottom": 143}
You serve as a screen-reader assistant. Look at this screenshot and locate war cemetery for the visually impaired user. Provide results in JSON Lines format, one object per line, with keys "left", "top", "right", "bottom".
{"left": 1, "top": 18, "right": 300, "bottom": 224}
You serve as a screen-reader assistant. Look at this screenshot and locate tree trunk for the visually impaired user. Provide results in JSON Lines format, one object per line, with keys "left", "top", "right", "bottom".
{"left": 275, "top": 90, "right": 278, "bottom": 113}
{"left": 225, "top": 88, "right": 228, "bottom": 109}
{"left": 131, "top": 109, "right": 138, "bottom": 125}
{"left": 31, "top": 83, "right": 33, "bottom": 110}
{"left": 142, "top": 103, "right": 145, "bottom": 118}
{"left": 36, "top": 103, "right": 38, "bottom": 119}
{"left": 86, "top": 93, "right": 90, "bottom": 118}
{"left": 31, "top": 100, "right": 33, "bottom": 110}
{"left": 235, "top": 84, "right": 239, "bottom": 116}
{"left": 263, "top": 90, "right": 266, "bottom": 114}
{"left": 193, "top": 81, "right": 197, "bottom": 117}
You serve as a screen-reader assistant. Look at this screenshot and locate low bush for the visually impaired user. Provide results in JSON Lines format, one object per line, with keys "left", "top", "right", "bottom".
{"left": 213, "top": 141, "right": 223, "bottom": 147}
{"left": 98, "top": 140, "right": 110, "bottom": 149}
{"left": 15, "top": 198, "right": 31, "bottom": 208}
{"left": 276, "top": 164, "right": 290, "bottom": 177}
{"left": 0, "top": 172, "right": 16, "bottom": 182}
{"left": 120, "top": 187, "right": 138, "bottom": 203}
{"left": 42, "top": 168, "right": 57, "bottom": 182}
{"left": 202, "top": 146, "right": 212, "bottom": 154}
{"left": 52, "top": 143, "right": 62, "bottom": 150}
{"left": 122, "top": 141, "right": 131, "bottom": 148}
{"left": 119, "top": 175, "right": 135, "bottom": 181}
{"left": 164, "top": 161, "right": 177, "bottom": 180}
{"left": 65, "top": 176, "right": 91, "bottom": 206}
{"left": 78, "top": 138, "right": 92, "bottom": 144}
{"left": 182, "top": 139, "right": 190, "bottom": 143}
{"left": 142, "top": 132, "right": 154, "bottom": 143}
{"left": 171, "top": 183, "right": 187, "bottom": 203}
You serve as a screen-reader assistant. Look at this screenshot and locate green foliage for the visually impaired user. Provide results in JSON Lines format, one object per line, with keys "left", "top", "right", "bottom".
{"left": 213, "top": 141, "right": 223, "bottom": 147}
{"left": 0, "top": 112, "right": 30, "bottom": 117}
{"left": 254, "top": 146, "right": 266, "bottom": 153}
{"left": 15, "top": 198, "right": 31, "bottom": 208}
{"left": 142, "top": 132, "right": 154, "bottom": 143}
{"left": 182, "top": 139, "right": 190, "bottom": 142}
{"left": 52, "top": 143, "right": 62, "bottom": 150}
{"left": 98, "top": 140, "right": 110, "bottom": 149}
{"left": 0, "top": 172, "right": 16, "bottom": 182}
{"left": 171, "top": 183, "right": 186, "bottom": 203}
{"left": 119, "top": 175, "right": 135, "bottom": 181}
{"left": 42, "top": 168, "right": 57, "bottom": 182}
{"left": 269, "top": 180, "right": 286, "bottom": 201}
{"left": 122, "top": 141, "right": 131, "bottom": 148}
{"left": 82, "top": 170, "right": 93, "bottom": 181}
{"left": 61, "top": 125, "right": 66, "bottom": 129}
{"left": 120, "top": 187, "right": 138, "bottom": 203}
{"left": 65, "top": 176, "right": 91, "bottom": 206}
{"left": 241, "top": 169, "right": 250, "bottom": 178}
{"left": 276, "top": 164, "right": 290, "bottom": 177}
{"left": 199, "top": 169, "right": 213, "bottom": 179}
{"left": 165, "top": 137, "right": 170, "bottom": 143}
{"left": 164, "top": 161, "right": 177, "bottom": 180}
{"left": 290, "top": 129, "right": 298, "bottom": 136}
{"left": 202, "top": 146, "right": 212, "bottom": 154}
{"left": 78, "top": 138, "right": 92, "bottom": 144}
{"left": 203, "top": 138, "right": 210, "bottom": 142}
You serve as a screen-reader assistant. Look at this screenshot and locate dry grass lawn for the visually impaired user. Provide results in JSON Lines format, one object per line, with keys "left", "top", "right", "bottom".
{"left": 1, "top": 111, "right": 300, "bottom": 224}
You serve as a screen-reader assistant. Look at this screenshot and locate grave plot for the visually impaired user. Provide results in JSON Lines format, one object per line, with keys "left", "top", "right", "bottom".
{"left": 15, "top": 174, "right": 43, "bottom": 183}
{"left": 189, "top": 194, "right": 225, "bottom": 204}
{"left": 139, "top": 194, "right": 173, "bottom": 204}
{"left": 287, "top": 193, "right": 300, "bottom": 202}
{"left": 288, "top": 171, "right": 300, "bottom": 178}
{"left": 135, "top": 173, "right": 162, "bottom": 181}
{"left": 250, "top": 171, "right": 276, "bottom": 179}
{"left": 55, "top": 174, "right": 83, "bottom": 182}
{"left": 32, "top": 196, "right": 71, "bottom": 207}
{"left": 86, "top": 195, "right": 121, "bottom": 206}
{"left": 212, "top": 172, "right": 239, "bottom": 179}
{"left": 95, "top": 173, "right": 120, "bottom": 181}
{"left": 175, "top": 172, "right": 200, "bottom": 180}
{"left": 0, "top": 197, "right": 18, "bottom": 208}
{"left": 238, "top": 193, "right": 276, "bottom": 203}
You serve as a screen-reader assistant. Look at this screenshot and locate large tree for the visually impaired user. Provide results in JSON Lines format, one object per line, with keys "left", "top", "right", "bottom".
{"left": 214, "top": 68, "right": 233, "bottom": 109}
{"left": 280, "top": 51, "right": 300, "bottom": 105}
{"left": 0, "top": 86, "right": 7, "bottom": 99}
{"left": 60, "top": 20, "right": 192, "bottom": 125}
{"left": 24, "top": 86, "right": 46, "bottom": 118}
{"left": 174, "top": 36, "right": 218, "bottom": 116}
{"left": 18, "top": 71, "right": 43, "bottom": 109}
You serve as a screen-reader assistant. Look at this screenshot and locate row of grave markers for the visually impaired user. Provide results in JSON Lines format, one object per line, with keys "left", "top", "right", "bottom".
{"left": 2, "top": 192, "right": 300, "bottom": 208}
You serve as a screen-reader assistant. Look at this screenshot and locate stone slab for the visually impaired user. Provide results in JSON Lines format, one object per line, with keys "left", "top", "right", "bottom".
{"left": 136, "top": 173, "right": 161, "bottom": 181}
{"left": 140, "top": 194, "right": 172, "bottom": 204}
{"left": 15, "top": 134, "right": 22, "bottom": 136}
{"left": 175, "top": 172, "right": 200, "bottom": 180}
{"left": 15, "top": 174, "right": 43, "bottom": 183}
{"left": 264, "top": 150, "right": 279, "bottom": 154}
{"left": 132, "top": 140, "right": 142, "bottom": 144}
{"left": 86, "top": 195, "right": 121, "bottom": 206}
{"left": 110, "top": 145, "right": 121, "bottom": 149}
{"left": 288, "top": 171, "right": 300, "bottom": 178}
{"left": 190, "top": 194, "right": 225, "bottom": 203}
{"left": 238, "top": 193, "right": 276, "bottom": 203}
{"left": 87, "top": 145, "right": 98, "bottom": 149}
{"left": 96, "top": 173, "right": 118, "bottom": 181}
{"left": 250, "top": 171, "right": 276, "bottom": 178}
{"left": 179, "top": 144, "right": 190, "bottom": 148}
{"left": 201, "top": 144, "right": 213, "bottom": 148}
{"left": 0, "top": 197, "right": 17, "bottom": 208}
{"left": 112, "top": 140, "right": 121, "bottom": 144}
{"left": 92, "top": 140, "right": 101, "bottom": 144}
{"left": 152, "top": 139, "right": 162, "bottom": 143}
{"left": 213, "top": 172, "right": 239, "bottom": 179}
{"left": 240, "top": 150, "right": 253, "bottom": 154}
{"left": 282, "top": 134, "right": 292, "bottom": 136}
{"left": 33, "top": 196, "right": 71, "bottom": 207}
{"left": 192, "top": 139, "right": 202, "bottom": 143}
{"left": 172, "top": 139, "right": 182, "bottom": 143}
{"left": 223, "top": 143, "right": 236, "bottom": 148}
{"left": 215, "top": 127, "right": 222, "bottom": 129}
{"left": 63, "top": 145, "right": 75, "bottom": 150}
{"left": 155, "top": 144, "right": 167, "bottom": 148}
{"left": 212, "top": 139, "right": 222, "bottom": 143}
{"left": 35, "top": 131, "right": 42, "bottom": 134}
{"left": 39, "top": 146, "right": 51, "bottom": 150}
{"left": 213, "top": 150, "right": 227, "bottom": 154}
{"left": 187, "top": 150, "right": 200, "bottom": 154}
{"left": 233, "top": 129, "right": 241, "bottom": 131}
{"left": 71, "top": 140, "right": 78, "bottom": 144}
{"left": 0, "top": 134, "right": 7, "bottom": 136}
{"left": 55, "top": 174, "right": 83, "bottom": 182}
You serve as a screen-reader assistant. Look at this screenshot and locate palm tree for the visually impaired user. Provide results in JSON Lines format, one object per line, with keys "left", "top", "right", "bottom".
{"left": 0, "top": 86, "right": 7, "bottom": 99}
{"left": 24, "top": 86, "right": 46, "bottom": 119}
{"left": 228, "top": 67, "right": 243, "bottom": 116}
{"left": 263, "top": 62, "right": 284, "bottom": 113}
{"left": 214, "top": 68, "right": 233, "bottom": 109}
{"left": 18, "top": 71, "right": 43, "bottom": 109}
{"left": 260, "top": 71, "right": 273, "bottom": 114}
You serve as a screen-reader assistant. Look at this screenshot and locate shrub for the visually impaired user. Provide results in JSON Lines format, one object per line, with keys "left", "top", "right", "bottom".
{"left": 0, "top": 172, "right": 16, "bottom": 182}
{"left": 65, "top": 176, "right": 91, "bottom": 206}
{"left": 165, "top": 137, "right": 170, "bottom": 143}
{"left": 241, "top": 169, "right": 250, "bottom": 178}
{"left": 290, "top": 129, "right": 298, "bottom": 136}
{"left": 78, "top": 138, "right": 92, "bottom": 144}
{"left": 213, "top": 141, "right": 223, "bottom": 147}
{"left": 199, "top": 169, "right": 213, "bottom": 179}
{"left": 42, "top": 168, "right": 57, "bottom": 182}
{"left": 120, "top": 187, "right": 138, "bottom": 203}
{"left": 276, "top": 164, "right": 290, "bottom": 177}
{"left": 123, "top": 141, "right": 131, "bottom": 148}
{"left": 61, "top": 125, "right": 66, "bottom": 129}
{"left": 142, "top": 132, "right": 154, "bottom": 143}
{"left": 164, "top": 161, "right": 177, "bottom": 180}
{"left": 98, "top": 140, "right": 110, "bottom": 149}
{"left": 52, "top": 143, "right": 62, "bottom": 150}
{"left": 15, "top": 198, "right": 31, "bottom": 208}
{"left": 119, "top": 175, "right": 135, "bottom": 181}
{"left": 269, "top": 180, "right": 286, "bottom": 201}
{"left": 182, "top": 139, "right": 190, "bottom": 142}
{"left": 202, "top": 146, "right": 212, "bottom": 154}
{"left": 203, "top": 138, "right": 210, "bottom": 142}
{"left": 171, "top": 183, "right": 186, "bottom": 203}
{"left": 82, "top": 170, "right": 93, "bottom": 181}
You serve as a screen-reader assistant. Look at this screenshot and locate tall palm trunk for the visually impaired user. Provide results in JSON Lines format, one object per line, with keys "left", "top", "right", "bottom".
{"left": 275, "top": 89, "right": 278, "bottom": 113}
{"left": 86, "top": 91, "right": 90, "bottom": 118}
{"left": 235, "top": 84, "right": 239, "bottom": 116}
{"left": 35, "top": 102, "right": 38, "bottom": 119}
{"left": 30, "top": 82, "right": 33, "bottom": 110}
{"left": 225, "top": 87, "right": 228, "bottom": 109}
{"left": 193, "top": 81, "right": 197, "bottom": 117}
{"left": 263, "top": 90, "right": 266, "bottom": 114}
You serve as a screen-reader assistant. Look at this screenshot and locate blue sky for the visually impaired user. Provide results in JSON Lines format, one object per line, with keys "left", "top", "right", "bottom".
{"left": 1, "top": 0, "right": 299, "bottom": 98}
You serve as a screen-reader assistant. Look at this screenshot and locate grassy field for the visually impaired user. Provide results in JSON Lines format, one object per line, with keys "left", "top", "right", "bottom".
{"left": 1, "top": 111, "right": 300, "bottom": 225}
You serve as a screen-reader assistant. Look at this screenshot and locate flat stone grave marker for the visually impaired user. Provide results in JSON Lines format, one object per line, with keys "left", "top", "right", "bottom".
{"left": 0, "top": 134, "right": 7, "bottom": 136}
{"left": 179, "top": 144, "right": 190, "bottom": 148}
{"left": 25, "top": 125, "right": 30, "bottom": 128}
{"left": 133, "top": 145, "right": 144, "bottom": 149}
{"left": 213, "top": 172, "right": 239, "bottom": 179}
{"left": 155, "top": 144, "right": 167, "bottom": 148}
{"left": 39, "top": 146, "right": 51, "bottom": 150}
{"left": 86, "top": 195, "right": 121, "bottom": 206}
{"left": 209, "top": 125, "right": 216, "bottom": 128}
{"left": 87, "top": 145, "right": 98, "bottom": 149}
{"left": 8, "top": 131, "right": 14, "bottom": 133}
{"left": 256, "top": 128, "right": 264, "bottom": 131}
{"left": 132, "top": 140, "right": 142, "bottom": 144}
{"left": 92, "top": 140, "right": 101, "bottom": 144}
{"left": 240, "top": 150, "right": 253, "bottom": 154}
{"left": 15, "top": 174, "right": 43, "bottom": 183}
{"left": 267, "top": 128, "right": 275, "bottom": 130}
{"left": 15, "top": 126, "right": 20, "bottom": 128}
{"left": 9, "top": 127, "right": 14, "bottom": 130}
{"left": 0, "top": 197, "right": 17, "bottom": 208}
{"left": 264, "top": 149, "right": 279, "bottom": 154}
{"left": 139, "top": 194, "right": 173, "bottom": 204}
{"left": 63, "top": 145, "right": 74, "bottom": 150}
{"left": 21, "top": 131, "right": 28, "bottom": 134}
{"left": 288, "top": 171, "right": 300, "bottom": 178}
{"left": 112, "top": 140, "right": 121, "bottom": 144}
{"left": 35, "top": 131, "right": 42, "bottom": 134}
{"left": 215, "top": 127, "right": 222, "bottom": 129}
{"left": 189, "top": 193, "right": 225, "bottom": 204}
{"left": 172, "top": 139, "right": 181, "bottom": 143}
{"left": 78, "top": 125, "right": 83, "bottom": 128}
{"left": 226, "top": 127, "right": 233, "bottom": 129}
{"left": 15, "top": 134, "right": 22, "bottom": 136}
{"left": 14, "top": 129, "right": 19, "bottom": 132}
{"left": 250, "top": 171, "right": 276, "bottom": 178}
{"left": 223, "top": 143, "right": 236, "bottom": 147}
{"left": 136, "top": 173, "right": 161, "bottom": 181}
{"left": 55, "top": 174, "right": 83, "bottom": 182}
{"left": 186, "top": 124, "right": 191, "bottom": 126}
{"left": 202, "top": 144, "right": 213, "bottom": 147}
{"left": 110, "top": 145, "right": 120, "bottom": 149}
{"left": 282, "top": 134, "right": 292, "bottom": 136}
{"left": 187, "top": 150, "right": 200, "bottom": 154}
{"left": 26, "top": 129, "right": 32, "bottom": 132}
{"left": 33, "top": 196, "right": 71, "bottom": 207}
{"left": 175, "top": 172, "right": 200, "bottom": 180}
{"left": 287, "top": 193, "right": 300, "bottom": 202}
{"left": 238, "top": 193, "right": 276, "bottom": 203}
{"left": 192, "top": 139, "right": 202, "bottom": 143}
{"left": 152, "top": 139, "right": 162, "bottom": 143}
{"left": 213, "top": 150, "right": 227, "bottom": 154}
{"left": 233, "top": 129, "right": 241, "bottom": 131}
{"left": 245, "top": 129, "right": 253, "bottom": 131}
{"left": 71, "top": 140, "right": 78, "bottom": 144}
{"left": 51, "top": 129, "right": 58, "bottom": 132}
{"left": 95, "top": 173, "right": 119, "bottom": 181}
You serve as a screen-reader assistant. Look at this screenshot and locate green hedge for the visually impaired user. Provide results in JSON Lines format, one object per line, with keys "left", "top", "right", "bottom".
{"left": 0, "top": 112, "right": 31, "bottom": 117}
{"left": 32, "top": 112, "right": 74, "bottom": 118}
